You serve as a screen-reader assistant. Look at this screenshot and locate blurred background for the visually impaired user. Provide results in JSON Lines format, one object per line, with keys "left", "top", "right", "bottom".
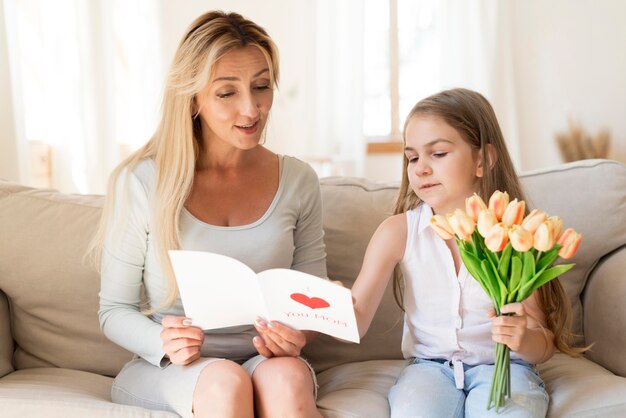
{"left": 1, "top": 0, "right": 624, "bottom": 193}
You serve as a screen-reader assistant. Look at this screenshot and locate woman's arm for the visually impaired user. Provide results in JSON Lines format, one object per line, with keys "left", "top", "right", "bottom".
{"left": 98, "top": 167, "right": 170, "bottom": 367}
{"left": 351, "top": 214, "right": 407, "bottom": 338}
{"left": 290, "top": 163, "right": 327, "bottom": 278}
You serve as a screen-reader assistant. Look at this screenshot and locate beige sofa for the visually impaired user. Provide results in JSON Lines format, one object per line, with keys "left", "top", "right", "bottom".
{"left": 1, "top": 158, "right": 625, "bottom": 417}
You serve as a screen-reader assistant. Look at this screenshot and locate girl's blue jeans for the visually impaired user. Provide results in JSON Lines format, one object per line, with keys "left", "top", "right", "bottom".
{"left": 388, "top": 358, "right": 549, "bottom": 418}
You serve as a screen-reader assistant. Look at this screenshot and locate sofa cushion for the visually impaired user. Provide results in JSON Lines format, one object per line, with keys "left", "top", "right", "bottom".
{"left": 0, "top": 181, "right": 132, "bottom": 376}
{"left": 0, "top": 290, "right": 13, "bottom": 378}
{"left": 303, "top": 178, "right": 405, "bottom": 372}
{"left": 0, "top": 368, "right": 176, "bottom": 417}
{"left": 316, "top": 359, "right": 406, "bottom": 418}
{"left": 583, "top": 245, "right": 626, "bottom": 376}
{"left": 538, "top": 353, "right": 626, "bottom": 417}
{"left": 519, "top": 159, "right": 626, "bottom": 345}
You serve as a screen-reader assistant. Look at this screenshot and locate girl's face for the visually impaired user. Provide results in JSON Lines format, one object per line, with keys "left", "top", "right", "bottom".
{"left": 195, "top": 46, "right": 274, "bottom": 151}
{"left": 404, "top": 114, "right": 483, "bottom": 215}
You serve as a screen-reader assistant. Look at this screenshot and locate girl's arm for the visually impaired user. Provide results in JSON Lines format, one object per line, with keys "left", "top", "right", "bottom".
{"left": 351, "top": 214, "right": 407, "bottom": 338}
{"left": 491, "top": 291, "right": 555, "bottom": 364}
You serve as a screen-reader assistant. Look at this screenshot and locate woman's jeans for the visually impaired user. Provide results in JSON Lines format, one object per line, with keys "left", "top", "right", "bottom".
{"left": 388, "top": 358, "right": 549, "bottom": 418}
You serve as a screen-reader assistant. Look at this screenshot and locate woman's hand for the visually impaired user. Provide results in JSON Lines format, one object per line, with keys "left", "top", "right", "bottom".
{"left": 160, "top": 315, "right": 204, "bottom": 365}
{"left": 489, "top": 303, "right": 528, "bottom": 352}
{"left": 253, "top": 318, "right": 307, "bottom": 358}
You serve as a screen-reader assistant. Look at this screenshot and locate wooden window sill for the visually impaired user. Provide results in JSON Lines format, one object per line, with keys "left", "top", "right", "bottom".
{"left": 366, "top": 141, "right": 403, "bottom": 154}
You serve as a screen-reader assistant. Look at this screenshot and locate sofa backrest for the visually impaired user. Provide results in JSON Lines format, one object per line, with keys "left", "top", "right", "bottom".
{"left": 0, "top": 182, "right": 132, "bottom": 377}
{"left": 518, "top": 159, "right": 626, "bottom": 345}
{"left": 0, "top": 290, "right": 13, "bottom": 378}
{"left": 1, "top": 159, "right": 624, "bottom": 376}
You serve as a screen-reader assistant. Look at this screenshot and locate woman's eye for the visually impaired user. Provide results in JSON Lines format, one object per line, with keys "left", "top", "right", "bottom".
{"left": 433, "top": 152, "right": 448, "bottom": 158}
{"left": 217, "top": 92, "right": 234, "bottom": 98}
{"left": 254, "top": 84, "right": 270, "bottom": 91}
{"left": 407, "top": 156, "right": 418, "bottom": 163}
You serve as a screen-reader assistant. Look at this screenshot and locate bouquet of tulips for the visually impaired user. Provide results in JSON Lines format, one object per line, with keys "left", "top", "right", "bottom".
{"left": 430, "top": 191, "right": 582, "bottom": 411}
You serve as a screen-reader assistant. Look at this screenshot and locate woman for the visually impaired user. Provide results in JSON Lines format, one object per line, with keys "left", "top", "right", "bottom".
{"left": 94, "top": 11, "right": 326, "bottom": 418}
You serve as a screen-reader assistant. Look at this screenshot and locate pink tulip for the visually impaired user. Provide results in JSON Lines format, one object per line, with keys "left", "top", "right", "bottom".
{"left": 557, "top": 228, "right": 582, "bottom": 259}
{"left": 501, "top": 199, "right": 526, "bottom": 227}
{"left": 521, "top": 209, "right": 547, "bottom": 234}
{"left": 508, "top": 225, "right": 533, "bottom": 252}
{"left": 485, "top": 223, "right": 509, "bottom": 252}
{"left": 466, "top": 193, "right": 488, "bottom": 222}
{"left": 430, "top": 214, "right": 455, "bottom": 240}
{"left": 548, "top": 216, "right": 564, "bottom": 240}
{"left": 533, "top": 221, "right": 556, "bottom": 252}
{"left": 447, "top": 209, "right": 476, "bottom": 242}
{"left": 488, "top": 191, "right": 509, "bottom": 221}
{"left": 477, "top": 209, "right": 498, "bottom": 238}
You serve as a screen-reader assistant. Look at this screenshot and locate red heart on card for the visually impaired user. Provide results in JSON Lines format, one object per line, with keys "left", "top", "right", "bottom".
{"left": 290, "top": 293, "right": 330, "bottom": 309}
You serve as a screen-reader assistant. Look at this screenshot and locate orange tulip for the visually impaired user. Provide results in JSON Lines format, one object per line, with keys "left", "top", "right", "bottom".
{"left": 548, "top": 216, "right": 564, "bottom": 240}
{"left": 521, "top": 209, "right": 547, "bottom": 235}
{"left": 557, "top": 228, "right": 582, "bottom": 259}
{"left": 447, "top": 209, "right": 476, "bottom": 242}
{"left": 508, "top": 225, "right": 533, "bottom": 252}
{"left": 477, "top": 209, "right": 498, "bottom": 238}
{"left": 485, "top": 223, "right": 509, "bottom": 252}
{"left": 430, "top": 214, "right": 455, "bottom": 240}
{"left": 466, "top": 193, "right": 488, "bottom": 222}
{"left": 488, "top": 191, "right": 509, "bottom": 221}
{"left": 533, "top": 221, "right": 556, "bottom": 252}
{"left": 501, "top": 199, "right": 526, "bottom": 227}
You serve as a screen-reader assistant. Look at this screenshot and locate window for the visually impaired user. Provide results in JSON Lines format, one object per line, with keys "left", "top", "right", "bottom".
{"left": 363, "top": 0, "right": 439, "bottom": 146}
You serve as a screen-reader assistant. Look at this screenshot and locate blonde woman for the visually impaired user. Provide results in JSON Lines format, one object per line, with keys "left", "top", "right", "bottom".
{"left": 95, "top": 11, "right": 325, "bottom": 418}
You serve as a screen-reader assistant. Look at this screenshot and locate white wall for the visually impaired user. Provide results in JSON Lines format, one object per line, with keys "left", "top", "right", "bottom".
{"left": 510, "top": 0, "right": 626, "bottom": 170}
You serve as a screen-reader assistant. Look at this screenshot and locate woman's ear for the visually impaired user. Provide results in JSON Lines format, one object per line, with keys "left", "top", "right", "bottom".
{"left": 475, "top": 144, "right": 498, "bottom": 178}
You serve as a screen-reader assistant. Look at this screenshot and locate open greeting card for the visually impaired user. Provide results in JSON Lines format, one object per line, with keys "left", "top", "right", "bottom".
{"left": 168, "top": 250, "right": 360, "bottom": 343}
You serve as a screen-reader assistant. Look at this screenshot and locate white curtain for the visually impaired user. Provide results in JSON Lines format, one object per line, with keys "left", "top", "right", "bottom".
{"left": 9, "top": 0, "right": 162, "bottom": 193}
{"left": 311, "top": 0, "right": 366, "bottom": 176}
{"left": 437, "top": 0, "right": 521, "bottom": 169}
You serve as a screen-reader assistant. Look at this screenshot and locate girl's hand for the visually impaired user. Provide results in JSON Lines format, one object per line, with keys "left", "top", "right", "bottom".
{"left": 253, "top": 318, "right": 307, "bottom": 358}
{"left": 160, "top": 315, "right": 204, "bottom": 365}
{"left": 489, "top": 303, "right": 528, "bottom": 352}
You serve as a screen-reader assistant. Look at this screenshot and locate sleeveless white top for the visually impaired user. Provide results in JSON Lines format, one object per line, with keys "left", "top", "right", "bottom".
{"left": 399, "top": 204, "right": 519, "bottom": 387}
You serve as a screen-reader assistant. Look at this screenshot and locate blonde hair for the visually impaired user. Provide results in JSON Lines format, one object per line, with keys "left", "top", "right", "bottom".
{"left": 393, "top": 88, "right": 584, "bottom": 356}
{"left": 90, "top": 11, "right": 279, "bottom": 311}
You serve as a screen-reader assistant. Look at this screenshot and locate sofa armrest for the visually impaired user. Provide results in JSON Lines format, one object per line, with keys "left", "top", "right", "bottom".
{"left": 0, "top": 289, "right": 14, "bottom": 377}
{"left": 582, "top": 245, "right": 626, "bottom": 377}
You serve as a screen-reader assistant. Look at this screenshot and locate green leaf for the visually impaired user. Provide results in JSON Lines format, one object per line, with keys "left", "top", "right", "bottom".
{"left": 498, "top": 243, "right": 513, "bottom": 280}
{"left": 480, "top": 260, "right": 501, "bottom": 306}
{"left": 507, "top": 256, "right": 522, "bottom": 302}
{"left": 518, "top": 264, "right": 575, "bottom": 300}
{"left": 522, "top": 250, "right": 536, "bottom": 282}
{"left": 460, "top": 249, "right": 484, "bottom": 283}
{"left": 536, "top": 247, "right": 560, "bottom": 271}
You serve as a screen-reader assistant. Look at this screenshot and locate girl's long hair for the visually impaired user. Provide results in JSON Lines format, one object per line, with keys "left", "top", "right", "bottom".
{"left": 393, "top": 88, "right": 583, "bottom": 356}
{"left": 89, "top": 11, "right": 279, "bottom": 311}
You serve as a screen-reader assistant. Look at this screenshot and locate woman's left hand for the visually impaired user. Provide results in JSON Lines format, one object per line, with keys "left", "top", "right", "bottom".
{"left": 489, "top": 302, "right": 528, "bottom": 352}
{"left": 253, "top": 318, "right": 307, "bottom": 357}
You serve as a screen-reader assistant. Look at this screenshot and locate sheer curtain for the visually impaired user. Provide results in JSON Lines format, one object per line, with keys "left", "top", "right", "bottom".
{"left": 310, "top": 0, "right": 366, "bottom": 176}
{"left": 10, "top": 0, "right": 162, "bottom": 193}
{"left": 437, "top": 0, "right": 521, "bottom": 168}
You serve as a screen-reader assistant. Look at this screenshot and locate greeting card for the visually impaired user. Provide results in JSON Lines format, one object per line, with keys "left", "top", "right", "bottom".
{"left": 168, "top": 250, "right": 360, "bottom": 343}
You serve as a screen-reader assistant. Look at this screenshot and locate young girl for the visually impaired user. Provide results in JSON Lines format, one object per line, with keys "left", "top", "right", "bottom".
{"left": 93, "top": 11, "right": 325, "bottom": 418}
{"left": 351, "top": 88, "right": 582, "bottom": 417}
